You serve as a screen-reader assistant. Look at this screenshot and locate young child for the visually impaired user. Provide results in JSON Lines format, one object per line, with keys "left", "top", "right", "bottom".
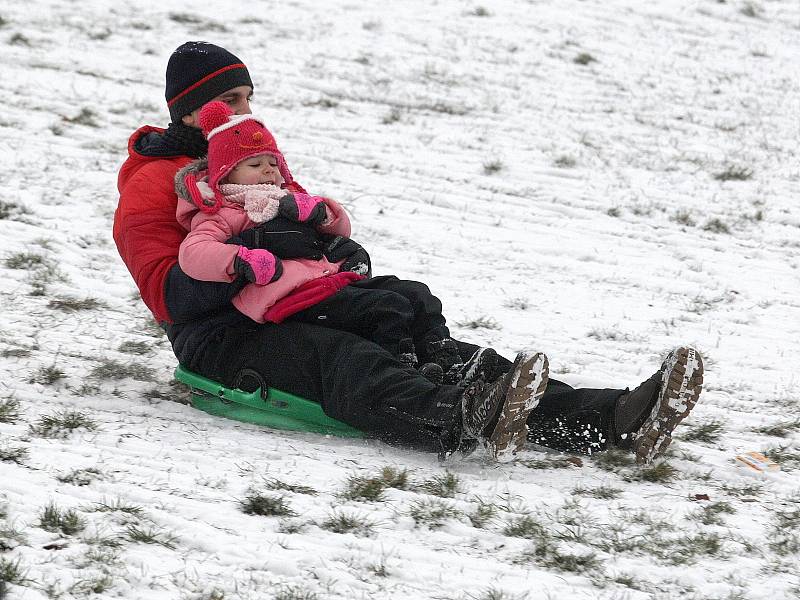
{"left": 175, "top": 101, "right": 463, "bottom": 381}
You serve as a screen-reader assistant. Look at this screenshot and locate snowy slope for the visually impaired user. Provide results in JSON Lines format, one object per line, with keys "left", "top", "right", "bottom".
{"left": 0, "top": 0, "right": 799, "bottom": 598}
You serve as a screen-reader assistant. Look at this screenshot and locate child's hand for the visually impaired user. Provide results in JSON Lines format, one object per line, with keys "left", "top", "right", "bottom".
{"left": 233, "top": 247, "right": 283, "bottom": 285}
{"left": 278, "top": 193, "right": 328, "bottom": 226}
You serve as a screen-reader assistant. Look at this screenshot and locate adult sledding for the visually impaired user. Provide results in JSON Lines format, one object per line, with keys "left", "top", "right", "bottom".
{"left": 113, "top": 41, "right": 705, "bottom": 465}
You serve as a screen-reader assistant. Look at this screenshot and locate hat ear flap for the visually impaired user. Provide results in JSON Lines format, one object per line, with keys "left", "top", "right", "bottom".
{"left": 183, "top": 171, "right": 220, "bottom": 214}
{"left": 199, "top": 101, "right": 233, "bottom": 138}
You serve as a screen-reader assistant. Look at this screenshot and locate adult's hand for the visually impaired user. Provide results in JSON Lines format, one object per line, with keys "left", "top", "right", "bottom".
{"left": 323, "top": 236, "right": 372, "bottom": 278}
{"left": 232, "top": 217, "right": 323, "bottom": 259}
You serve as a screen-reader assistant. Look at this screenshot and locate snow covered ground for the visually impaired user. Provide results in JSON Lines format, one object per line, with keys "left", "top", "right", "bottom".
{"left": 1, "top": 0, "right": 799, "bottom": 598}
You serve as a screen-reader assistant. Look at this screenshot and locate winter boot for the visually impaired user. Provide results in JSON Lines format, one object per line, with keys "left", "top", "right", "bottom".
{"left": 398, "top": 338, "right": 418, "bottom": 370}
{"left": 612, "top": 347, "right": 704, "bottom": 464}
{"left": 461, "top": 351, "right": 549, "bottom": 462}
{"left": 446, "top": 347, "right": 499, "bottom": 387}
{"left": 419, "top": 362, "right": 445, "bottom": 386}
{"left": 426, "top": 337, "right": 463, "bottom": 373}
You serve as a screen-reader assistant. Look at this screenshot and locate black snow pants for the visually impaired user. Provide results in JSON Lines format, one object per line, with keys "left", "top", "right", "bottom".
{"left": 170, "top": 304, "right": 623, "bottom": 455}
{"left": 286, "top": 275, "right": 450, "bottom": 358}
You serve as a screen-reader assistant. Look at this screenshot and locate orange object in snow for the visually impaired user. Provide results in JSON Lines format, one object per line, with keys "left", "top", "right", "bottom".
{"left": 735, "top": 451, "right": 779, "bottom": 473}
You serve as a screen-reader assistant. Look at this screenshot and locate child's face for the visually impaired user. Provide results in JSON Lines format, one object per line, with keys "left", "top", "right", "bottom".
{"left": 227, "top": 154, "right": 285, "bottom": 186}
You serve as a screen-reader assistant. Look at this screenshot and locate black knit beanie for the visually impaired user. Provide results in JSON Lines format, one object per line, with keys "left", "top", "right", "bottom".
{"left": 165, "top": 41, "right": 254, "bottom": 123}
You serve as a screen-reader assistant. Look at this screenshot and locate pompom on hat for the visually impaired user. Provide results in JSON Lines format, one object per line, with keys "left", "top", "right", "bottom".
{"left": 182, "top": 101, "right": 294, "bottom": 214}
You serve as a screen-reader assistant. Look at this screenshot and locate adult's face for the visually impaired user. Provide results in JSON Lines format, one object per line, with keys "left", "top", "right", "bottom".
{"left": 181, "top": 85, "right": 253, "bottom": 128}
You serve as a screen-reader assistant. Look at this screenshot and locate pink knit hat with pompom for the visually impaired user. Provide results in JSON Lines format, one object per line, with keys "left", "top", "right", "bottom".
{"left": 184, "top": 101, "right": 294, "bottom": 214}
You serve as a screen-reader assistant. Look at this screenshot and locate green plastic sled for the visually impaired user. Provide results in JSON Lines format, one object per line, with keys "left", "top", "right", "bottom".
{"left": 174, "top": 364, "right": 365, "bottom": 438}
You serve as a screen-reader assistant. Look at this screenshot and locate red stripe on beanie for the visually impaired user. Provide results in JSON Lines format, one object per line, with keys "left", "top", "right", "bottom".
{"left": 167, "top": 63, "right": 247, "bottom": 107}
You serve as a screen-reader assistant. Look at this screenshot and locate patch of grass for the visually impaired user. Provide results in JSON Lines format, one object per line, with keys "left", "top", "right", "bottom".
{"left": 416, "top": 471, "right": 460, "bottom": 498}
{"left": 277, "top": 519, "right": 306, "bottom": 534}
{"left": 240, "top": 492, "right": 295, "bottom": 517}
{"left": 606, "top": 207, "right": 621, "bottom": 217}
{"left": 47, "top": 296, "right": 105, "bottom": 312}
{"left": 753, "top": 419, "right": 800, "bottom": 438}
{"left": 0, "top": 201, "right": 31, "bottom": 221}
{"left": 168, "top": 12, "right": 202, "bottom": 23}
{"left": 0, "top": 348, "right": 30, "bottom": 358}
{"left": 468, "top": 500, "right": 497, "bottom": 529}
{"left": 471, "top": 588, "right": 527, "bottom": 600}
{"left": 521, "top": 456, "right": 582, "bottom": 470}
{"left": 0, "top": 444, "right": 28, "bottom": 464}
{"left": 0, "top": 397, "right": 20, "bottom": 423}
{"left": 90, "top": 358, "right": 156, "bottom": 382}
{"left": 274, "top": 584, "right": 318, "bottom": 600}
{"left": 88, "top": 498, "right": 143, "bottom": 516}
{"left": 740, "top": 2, "right": 763, "bottom": 18}
{"left": 57, "top": 467, "right": 103, "bottom": 486}
{"left": 342, "top": 474, "right": 386, "bottom": 502}
{"left": 572, "top": 485, "right": 622, "bottom": 500}
{"left": 30, "top": 410, "right": 97, "bottom": 438}
{"left": 263, "top": 478, "right": 318, "bottom": 496}
{"left": 28, "top": 365, "right": 66, "bottom": 385}
{"left": 703, "top": 218, "right": 731, "bottom": 234}
{"left": 714, "top": 165, "right": 753, "bottom": 181}
{"left": 482, "top": 160, "right": 504, "bottom": 175}
{"left": 719, "top": 481, "right": 763, "bottom": 498}
{"left": 8, "top": 32, "right": 30, "bottom": 46}
{"left": 515, "top": 535, "right": 600, "bottom": 574}
{"left": 763, "top": 446, "right": 800, "bottom": 471}
{"left": 4, "top": 251, "right": 45, "bottom": 270}
{"left": 303, "top": 97, "right": 339, "bottom": 109}
{"left": 554, "top": 155, "right": 577, "bottom": 168}
{"left": 125, "top": 524, "right": 177, "bottom": 549}
{"left": 666, "top": 532, "right": 724, "bottom": 565}
{"left": 573, "top": 52, "right": 597, "bottom": 65}
{"left": 503, "top": 296, "right": 530, "bottom": 310}
{"left": 342, "top": 466, "right": 409, "bottom": 502}
{"left": 381, "top": 107, "right": 402, "bottom": 125}
{"left": 0, "top": 557, "right": 31, "bottom": 586}
{"left": 672, "top": 210, "right": 696, "bottom": 227}
{"left": 39, "top": 503, "right": 86, "bottom": 536}
{"left": 456, "top": 315, "right": 501, "bottom": 330}
{"left": 767, "top": 498, "right": 800, "bottom": 556}
{"left": 63, "top": 107, "right": 100, "bottom": 127}
{"left": 408, "top": 499, "right": 462, "bottom": 529}
{"left": 683, "top": 419, "right": 726, "bottom": 444}
{"left": 693, "top": 501, "right": 736, "bottom": 526}
{"left": 70, "top": 574, "right": 115, "bottom": 595}
{"left": 623, "top": 461, "right": 679, "bottom": 483}
{"left": 0, "top": 525, "right": 26, "bottom": 552}
{"left": 504, "top": 515, "right": 546, "bottom": 539}
{"left": 592, "top": 447, "right": 635, "bottom": 471}
{"left": 117, "top": 340, "right": 152, "bottom": 355}
{"left": 319, "top": 510, "right": 374, "bottom": 536}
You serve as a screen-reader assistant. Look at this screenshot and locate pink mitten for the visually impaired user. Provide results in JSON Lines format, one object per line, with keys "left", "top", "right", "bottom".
{"left": 278, "top": 193, "right": 328, "bottom": 226}
{"left": 233, "top": 246, "right": 283, "bottom": 285}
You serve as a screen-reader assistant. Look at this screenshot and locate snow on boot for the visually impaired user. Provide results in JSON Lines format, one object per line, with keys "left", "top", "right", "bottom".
{"left": 461, "top": 351, "right": 549, "bottom": 462}
{"left": 398, "top": 338, "right": 418, "bottom": 370}
{"left": 614, "top": 347, "right": 704, "bottom": 464}
{"left": 446, "top": 347, "right": 498, "bottom": 387}
{"left": 419, "top": 362, "right": 444, "bottom": 386}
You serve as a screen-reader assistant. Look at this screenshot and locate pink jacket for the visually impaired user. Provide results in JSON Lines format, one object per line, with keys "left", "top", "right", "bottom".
{"left": 175, "top": 167, "right": 351, "bottom": 323}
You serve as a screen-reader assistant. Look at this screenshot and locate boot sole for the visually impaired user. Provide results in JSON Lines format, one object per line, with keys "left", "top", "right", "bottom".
{"left": 632, "top": 347, "right": 704, "bottom": 464}
{"left": 488, "top": 352, "right": 549, "bottom": 462}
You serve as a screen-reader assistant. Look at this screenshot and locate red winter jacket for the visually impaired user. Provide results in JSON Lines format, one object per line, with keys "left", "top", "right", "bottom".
{"left": 113, "top": 126, "right": 306, "bottom": 325}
